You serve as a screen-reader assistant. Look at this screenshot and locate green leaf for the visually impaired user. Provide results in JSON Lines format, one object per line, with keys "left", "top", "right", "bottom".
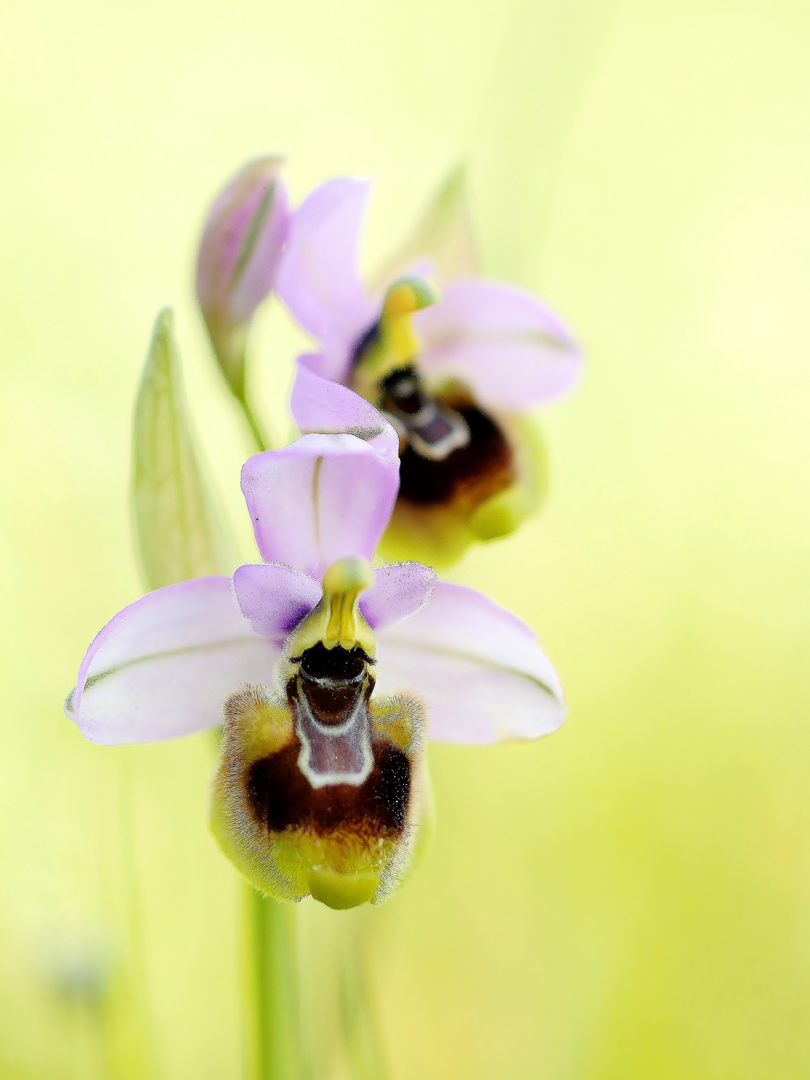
{"left": 372, "top": 165, "right": 478, "bottom": 289}
{"left": 132, "top": 308, "right": 233, "bottom": 590}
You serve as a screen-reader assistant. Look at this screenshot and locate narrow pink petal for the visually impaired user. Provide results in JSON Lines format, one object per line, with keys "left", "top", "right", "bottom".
{"left": 65, "top": 577, "right": 278, "bottom": 745}
{"left": 290, "top": 356, "right": 399, "bottom": 462}
{"left": 241, "top": 433, "right": 399, "bottom": 578}
{"left": 414, "top": 279, "right": 582, "bottom": 410}
{"left": 359, "top": 563, "right": 436, "bottom": 631}
{"left": 233, "top": 563, "right": 323, "bottom": 639}
{"left": 275, "top": 178, "right": 377, "bottom": 349}
{"left": 292, "top": 340, "right": 353, "bottom": 385}
{"left": 374, "top": 582, "right": 565, "bottom": 743}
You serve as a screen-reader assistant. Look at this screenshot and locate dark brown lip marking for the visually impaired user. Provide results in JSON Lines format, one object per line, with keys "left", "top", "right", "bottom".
{"left": 247, "top": 645, "right": 411, "bottom": 837}
{"left": 396, "top": 399, "right": 514, "bottom": 506}
{"left": 353, "top": 356, "right": 515, "bottom": 508}
{"left": 246, "top": 738, "right": 411, "bottom": 837}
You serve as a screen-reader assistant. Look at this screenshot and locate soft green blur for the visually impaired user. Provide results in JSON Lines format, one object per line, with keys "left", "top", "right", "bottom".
{"left": 2, "top": 0, "right": 810, "bottom": 1076}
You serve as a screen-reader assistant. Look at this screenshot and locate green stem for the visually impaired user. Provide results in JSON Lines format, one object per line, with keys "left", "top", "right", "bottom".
{"left": 239, "top": 394, "right": 271, "bottom": 453}
{"left": 340, "top": 920, "right": 389, "bottom": 1080}
{"left": 242, "top": 885, "right": 307, "bottom": 1080}
{"left": 117, "top": 753, "right": 159, "bottom": 1080}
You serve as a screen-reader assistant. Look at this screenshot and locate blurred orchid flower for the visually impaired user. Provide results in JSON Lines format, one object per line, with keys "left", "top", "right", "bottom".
{"left": 65, "top": 416, "right": 565, "bottom": 909}
{"left": 196, "top": 158, "right": 289, "bottom": 404}
{"left": 275, "top": 175, "right": 582, "bottom": 566}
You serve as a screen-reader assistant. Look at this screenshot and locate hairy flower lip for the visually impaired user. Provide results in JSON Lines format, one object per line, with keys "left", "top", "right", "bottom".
{"left": 213, "top": 680, "right": 423, "bottom": 906}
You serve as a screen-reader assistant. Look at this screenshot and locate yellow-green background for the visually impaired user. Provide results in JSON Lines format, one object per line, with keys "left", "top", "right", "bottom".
{"left": 2, "top": 0, "right": 810, "bottom": 1076}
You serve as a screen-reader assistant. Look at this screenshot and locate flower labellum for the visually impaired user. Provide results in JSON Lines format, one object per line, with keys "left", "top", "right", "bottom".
{"left": 276, "top": 177, "right": 582, "bottom": 566}
{"left": 65, "top": 423, "right": 566, "bottom": 908}
{"left": 196, "top": 157, "right": 290, "bottom": 399}
{"left": 213, "top": 556, "right": 427, "bottom": 909}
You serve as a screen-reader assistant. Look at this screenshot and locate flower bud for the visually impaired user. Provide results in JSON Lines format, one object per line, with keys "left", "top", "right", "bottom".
{"left": 196, "top": 158, "right": 289, "bottom": 398}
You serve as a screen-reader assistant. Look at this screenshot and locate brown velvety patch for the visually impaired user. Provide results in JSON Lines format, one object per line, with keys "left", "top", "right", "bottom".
{"left": 246, "top": 739, "right": 411, "bottom": 838}
{"left": 397, "top": 400, "right": 514, "bottom": 507}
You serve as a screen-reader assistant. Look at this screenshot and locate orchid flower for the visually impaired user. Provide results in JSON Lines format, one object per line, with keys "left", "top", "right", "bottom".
{"left": 274, "top": 177, "right": 583, "bottom": 566}
{"left": 65, "top": 414, "right": 564, "bottom": 910}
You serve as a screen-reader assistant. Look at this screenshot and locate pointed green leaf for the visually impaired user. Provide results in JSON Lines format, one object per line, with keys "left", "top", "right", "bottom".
{"left": 372, "top": 165, "right": 478, "bottom": 289}
{"left": 132, "top": 309, "right": 233, "bottom": 589}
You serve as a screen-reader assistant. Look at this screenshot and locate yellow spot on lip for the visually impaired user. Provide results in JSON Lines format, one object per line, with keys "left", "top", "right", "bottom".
{"left": 307, "top": 867, "right": 380, "bottom": 909}
{"left": 468, "top": 483, "right": 531, "bottom": 541}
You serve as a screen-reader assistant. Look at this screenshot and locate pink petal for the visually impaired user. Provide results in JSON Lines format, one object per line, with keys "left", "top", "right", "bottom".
{"left": 65, "top": 577, "right": 277, "bottom": 745}
{"left": 374, "top": 582, "right": 565, "bottom": 744}
{"left": 359, "top": 563, "right": 436, "bottom": 631}
{"left": 290, "top": 356, "right": 400, "bottom": 462}
{"left": 414, "top": 279, "right": 582, "bottom": 411}
{"left": 241, "top": 433, "right": 399, "bottom": 578}
{"left": 233, "top": 563, "right": 323, "bottom": 639}
{"left": 275, "top": 178, "right": 377, "bottom": 352}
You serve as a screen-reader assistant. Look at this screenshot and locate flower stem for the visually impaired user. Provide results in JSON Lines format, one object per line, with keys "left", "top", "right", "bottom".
{"left": 340, "top": 918, "right": 389, "bottom": 1080}
{"left": 242, "top": 885, "right": 308, "bottom": 1080}
{"left": 239, "top": 394, "right": 271, "bottom": 453}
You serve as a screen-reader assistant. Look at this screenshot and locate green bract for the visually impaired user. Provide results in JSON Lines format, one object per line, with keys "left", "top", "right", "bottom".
{"left": 132, "top": 309, "right": 232, "bottom": 590}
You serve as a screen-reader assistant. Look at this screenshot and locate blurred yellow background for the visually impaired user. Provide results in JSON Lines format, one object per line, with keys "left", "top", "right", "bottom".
{"left": 2, "top": 0, "right": 810, "bottom": 1076}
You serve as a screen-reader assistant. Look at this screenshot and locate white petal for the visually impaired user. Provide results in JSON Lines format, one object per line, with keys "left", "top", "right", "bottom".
{"left": 374, "top": 582, "right": 565, "bottom": 743}
{"left": 65, "top": 577, "right": 278, "bottom": 744}
{"left": 415, "top": 279, "right": 582, "bottom": 410}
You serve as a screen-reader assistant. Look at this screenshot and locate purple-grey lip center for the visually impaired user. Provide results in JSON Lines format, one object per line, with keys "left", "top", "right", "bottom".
{"left": 289, "top": 643, "right": 375, "bottom": 788}
{"left": 379, "top": 365, "right": 470, "bottom": 462}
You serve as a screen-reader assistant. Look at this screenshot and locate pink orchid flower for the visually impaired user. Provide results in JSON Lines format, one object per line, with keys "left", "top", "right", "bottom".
{"left": 275, "top": 177, "right": 583, "bottom": 566}
{"left": 65, "top": 417, "right": 564, "bottom": 908}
